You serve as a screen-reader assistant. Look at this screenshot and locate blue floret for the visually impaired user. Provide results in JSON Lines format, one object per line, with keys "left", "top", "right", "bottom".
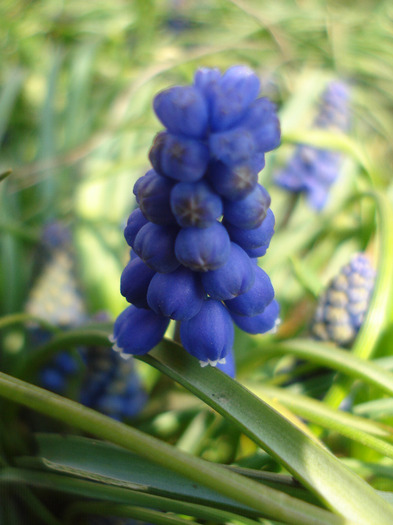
{"left": 113, "top": 305, "right": 170, "bottom": 356}
{"left": 170, "top": 180, "right": 223, "bottom": 228}
{"left": 180, "top": 299, "right": 234, "bottom": 365}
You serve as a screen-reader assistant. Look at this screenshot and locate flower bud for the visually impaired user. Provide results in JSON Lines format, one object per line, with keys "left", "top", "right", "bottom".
{"left": 133, "top": 169, "right": 176, "bottom": 225}
{"left": 242, "top": 97, "right": 281, "bottom": 153}
{"left": 225, "top": 265, "right": 274, "bottom": 317}
{"left": 175, "top": 222, "right": 231, "bottom": 272}
{"left": 147, "top": 266, "right": 205, "bottom": 320}
{"left": 113, "top": 305, "right": 170, "bottom": 356}
{"left": 201, "top": 243, "right": 255, "bottom": 300}
{"left": 153, "top": 85, "right": 209, "bottom": 139}
{"left": 159, "top": 132, "right": 210, "bottom": 182}
{"left": 180, "top": 299, "right": 234, "bottom": 365}
{"left": 124, "top": 208, "right": 149, "bottom": 248}
{"left": 223, "top": 184, "right": 271, "bottom": 229}
{"left": 231, "top": 299, "right": 280, "bottom": 334}
{"left": 209, "top": 65, "right": 260, "bottom": 132}
{"left": 170, "top": 180, "right": 223, "bottom": 228}
{"left": 134, "top": 222, "right": 180, "bottom": 273}
{"left": 225, "top": 208, "right": 275, "bottom": 251}
{"left": 207, "top": 161, "right": 259, "bottom": 201}
{"left": 120, "top": 256, "right": 156, "bottom": 309}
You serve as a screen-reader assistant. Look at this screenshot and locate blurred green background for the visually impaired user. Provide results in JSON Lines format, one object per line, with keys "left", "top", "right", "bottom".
{"left": 1, "top": 0, "right": 392, "bottom": 335}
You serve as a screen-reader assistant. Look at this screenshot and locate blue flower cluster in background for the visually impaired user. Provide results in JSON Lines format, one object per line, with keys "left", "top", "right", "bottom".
{"left": 25, "top": 224, "right": 146, "bottom": 420}
{"left": 311, "top": 253, "right": 375, "bottom": 346}
{"left": 80, "top": 322, "right": 147, "bottom": 421}
{"left": 275, "top": 81, "right": 350, "bottom": 210}
{"left": 113, "top": 66, "right": 281, "bottom": 372}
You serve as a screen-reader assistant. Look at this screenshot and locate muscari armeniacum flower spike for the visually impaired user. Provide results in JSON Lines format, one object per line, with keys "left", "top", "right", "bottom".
{"left": 113, "top": 65, "right": 281, "bottom": 372}
{"left": 275, "top": 80, "right": 350, "bottom": 211}
{"left": 310, "top": 253, "right": 375, "bottom": 346}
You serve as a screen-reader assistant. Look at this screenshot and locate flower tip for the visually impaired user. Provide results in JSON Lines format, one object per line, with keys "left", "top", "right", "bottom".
{"left": 119, "top": 351, "right": 133, "bottom": 360}
{"left": 108, "top": 334, "right": 116, "bottom": 343}
{"left": 112, "top": 342, "right": 121, "bottom": 352}
{"left": 266, "top": 317, "right": 281, "bottom": 335}
{"left": 199, "top": 357, "right": 227, "bottom": 368}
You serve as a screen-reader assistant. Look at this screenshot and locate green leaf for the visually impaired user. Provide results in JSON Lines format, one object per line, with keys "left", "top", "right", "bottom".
{"left": 140, "top": 341, "right": 393, "bottom": 525}
{"left": 28, "top": 433, "right": 259, "bottom": 517}
{"left": 247, "top": 383, "right": 393, "bottom": 459}
{"left": 0, "top": 370, "right": 345, "bottom": 525}
{"left": 0, "top": 468, "right": 273, "bottom": 525}
{"left": 257, "top": 338, "right": 393, "bottom": 397}
{"left": 0, "top": 170, "right": 12, "bottom": 183}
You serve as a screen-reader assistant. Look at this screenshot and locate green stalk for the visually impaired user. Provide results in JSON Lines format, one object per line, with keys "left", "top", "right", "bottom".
{"left": 0, "top": 371, "right": 345, "bottom": 525}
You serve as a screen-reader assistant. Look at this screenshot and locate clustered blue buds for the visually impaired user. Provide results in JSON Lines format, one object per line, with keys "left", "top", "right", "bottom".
{"left": 80, "top": 343, "right": 147, "bottom": 421}
{"left": 311, "top": 253, "right": 375, "bottom": 346}
{"left": 114, "top": 66, "right": 281, "bottom": 373}
{"left": 26, "top": 223, "right": 146, "bottom": 420}
{"left": 275, "top": 81, "right": 350, "bottom": 210}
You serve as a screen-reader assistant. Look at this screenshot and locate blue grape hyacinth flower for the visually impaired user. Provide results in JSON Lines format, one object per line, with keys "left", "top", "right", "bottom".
{"left": 275, "top": 81, "right": 350, "bottom": 210}
{"left": 26, "top": 223, "right": 146, "bottom": 420}
{"left": 113, "top": 66, "right": 281, "bottom": 370}
{"left": 311, "top": 253, "right": 375, "bottom": 346}
{"left": 80, "top": 341, "right": 147, "bottom": 421}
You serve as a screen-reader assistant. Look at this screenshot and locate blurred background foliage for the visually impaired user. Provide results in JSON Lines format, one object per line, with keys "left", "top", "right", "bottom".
{"left": 1, "top": 0, "right": 393, "bottom": 523}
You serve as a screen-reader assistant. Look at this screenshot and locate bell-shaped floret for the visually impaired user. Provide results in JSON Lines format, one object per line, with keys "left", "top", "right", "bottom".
{"left": 209, "top": 65, "right": 260, "bottom": 132}
{"left": 170, "top": 180, "right": 223, "bottom": 228}
{"left": 124, "top": 208, "right": 149, "bottom": 248}
{"left": 201, "top": 243, "right": 255, "bottom": 300}
{"left": 134, "top": 222, "right": 180, "bottom": 273}
{"left": 148, "top": 131, "right": 167, "bottom": 175}
{"left": 209, "top": 127, "right": 256, "bottom": 168}
{"left": 147, "top": 266, "right": 205, "bottom": 320}
{"left": 133, "top": 170, "right": 176, "bottom": 225}
{"left": 224, "top": 184, "right": 271, "bottom": 229}
{"left": 225, "top": 208, "right": 275, "bottom": 251}
{"left": 193, "top": 67, "right": 221, "bottom": 104}
{"left": 153, "top": 85, "right": 209, "bottom": 139}
{"left": 231, "top": 299, "right": 280, "bottom": 334}
{"left": 156, "top": 132, "right": 210, "bottom": 182}
{"left": 112, "top": 305, "right": 170, "bottom": 356}
{"left": 120, "top": 256, "right": 156, "bottom": 309}
{"left": 180, "top": 298, "right": 234, "bottom": 365}
{"left": 206, "top": 161, "right": 259, "bottom": 201}
{"left": 216, "top": 347, "right": 236, "bottom": 377}
{"left": 225, "top": 266, "right": 274, "bottom": 316}
{"left": 241, "top": 97, "right": 281, "bottom": 153}
{"left": 175, "top": 222, "right": 231, "bottom": 272}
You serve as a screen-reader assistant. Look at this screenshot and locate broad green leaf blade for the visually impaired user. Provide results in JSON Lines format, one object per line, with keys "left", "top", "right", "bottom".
{"left": 30, "top": 433, "right": 259, "bottom": 517}
{"left": 0, "top": 468, "right": 261, "bottom": 525}
{"left": 257, "top": 338, "right": 393, "bottom": 397}
{"left": 141, "top": 341, "right": 393, "bottom": 525}
{"left": 247, "top": 384, "right": 393, "bottom": 459}
{"left": 0, "top": 371, "right": 345, "bottom": 525}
